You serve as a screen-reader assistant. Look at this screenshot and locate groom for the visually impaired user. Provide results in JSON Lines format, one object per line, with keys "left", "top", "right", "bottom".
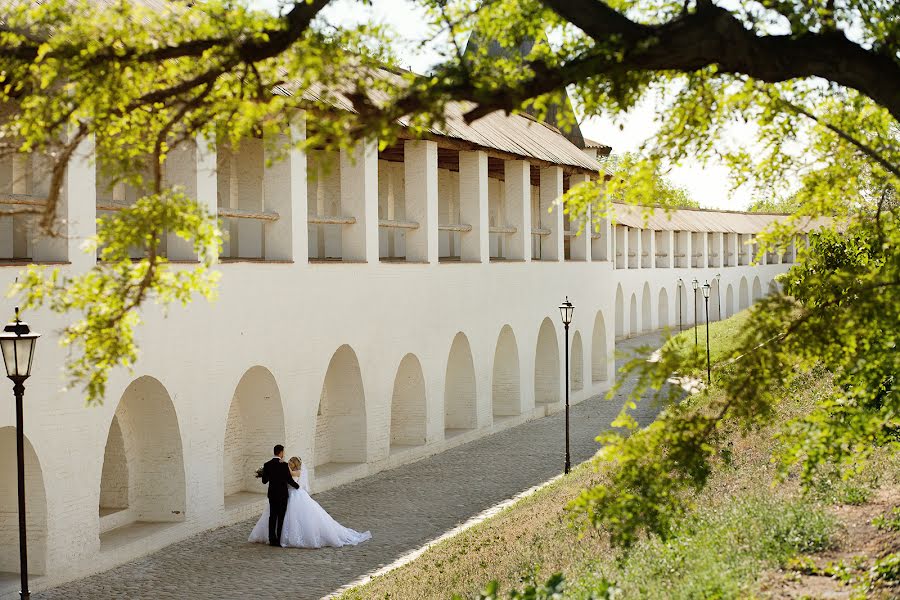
{"left": 261, "top": 444, "right": 299, "bottom": 546}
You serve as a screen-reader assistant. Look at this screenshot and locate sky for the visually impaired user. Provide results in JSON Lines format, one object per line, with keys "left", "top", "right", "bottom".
{"left": 256, "top": 0, "right": 757, "bottom": 210}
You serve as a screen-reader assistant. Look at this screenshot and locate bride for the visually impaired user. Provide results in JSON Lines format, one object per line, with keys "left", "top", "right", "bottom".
{"left": 249, "top": 456, "right": 371, "bottom": 548}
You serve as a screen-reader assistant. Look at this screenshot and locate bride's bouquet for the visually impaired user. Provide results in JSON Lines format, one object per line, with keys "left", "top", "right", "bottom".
{"left": 254, "top": 465, "right": 265, "bottom": 479}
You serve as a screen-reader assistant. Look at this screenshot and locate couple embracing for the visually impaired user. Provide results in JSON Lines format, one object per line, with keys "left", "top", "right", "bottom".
{"left": 249, "top": 444, "right": 371, "bottom": 548}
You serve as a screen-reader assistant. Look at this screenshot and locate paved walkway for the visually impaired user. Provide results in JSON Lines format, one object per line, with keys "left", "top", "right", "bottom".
{"left": 34, "top": 333, "right": 664, "bottom": 600}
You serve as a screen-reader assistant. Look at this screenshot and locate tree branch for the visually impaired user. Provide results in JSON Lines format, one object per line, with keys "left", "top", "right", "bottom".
{"left": 402, "top": 0, "right": 900, "bottom": 123}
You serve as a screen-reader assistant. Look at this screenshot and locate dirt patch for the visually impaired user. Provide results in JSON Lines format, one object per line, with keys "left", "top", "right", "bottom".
{"left": 756, "top": 485, "right": 900, "bottom": 599}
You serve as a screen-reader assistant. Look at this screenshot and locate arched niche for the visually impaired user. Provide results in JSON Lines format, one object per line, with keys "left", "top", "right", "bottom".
{"left": 641, "top": 283, "right": 652, "bottom": 332}
{"left": 726, "top": 284, "right": 735, "bottom": 317}
{"left": 658, "top": 288, "right": 669, "bottom": 329}
{"left": 739, "top": 277, "right": 750, "bottom": 310}
{"left": 99, "top": 376, "right": 186, "bottom": 534}
{"left": 570, "top": 331, "right": 584, "bottom": 392}
{"left": 629, "top": 294, "right": 638, "bottom": 337}
{"left": 390, "top": 353, "right": 427, "bottom": 450}
{"left": 614, "top": 285, "right": 625, "bottom": 339}
{"left": 315, "top": 345, "right": 367, "bottom": 474}
{"left": 445, "top": 332, "right": 477, "bottom": 434}
{"left": 0, "top": 428, "right": 47, "bottom": 575}
{"left": 492, "top": 325, "right": 521, "bottom": 418}
{"left": 223, "top": 366, "right": 285, "bottom": 503}
{"left": 591, "top": 311, "right": 609, "bottom": 383}
{"left": 534, "top": 318, "right": 560, "bottom": 405}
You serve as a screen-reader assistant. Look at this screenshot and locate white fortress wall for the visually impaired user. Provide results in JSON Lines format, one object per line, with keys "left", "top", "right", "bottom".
{"left": 0, "top": 114, "right": 800, "bottom": 589}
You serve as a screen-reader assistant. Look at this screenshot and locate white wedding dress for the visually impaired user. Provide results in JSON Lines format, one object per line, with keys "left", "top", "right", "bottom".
{"left": 248, "top": 465, "right": 371, "bottom": 548}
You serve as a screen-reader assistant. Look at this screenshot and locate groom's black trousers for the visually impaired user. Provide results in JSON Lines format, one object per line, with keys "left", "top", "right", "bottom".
{"left": 268, "top": 496, "right": 288, "bottom": 546}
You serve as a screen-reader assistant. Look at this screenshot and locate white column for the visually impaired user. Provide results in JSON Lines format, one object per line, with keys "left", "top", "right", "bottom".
{"left": 647, "top": 229, "right": 656, "bottom": 269}
{"left": 340, "top": 139, "right": 379, "bottom": 262}
{"left": 686, "top": 231, "right": 695, "bottom": 270}
{"left": 265, "top": 120, "right": 307, "bottom": 262}
{"left": 164, "top": 137, "right": 218, "bottom": 261}
{"left": 634, "top": 228, "right": 642, "bottom": 269}
{"left": 539, "top": 166, "right": 564, "bottom": 261}
{"left": 715, "top": 232, "right": 725, "bottom": 268}
{"left": 235, "top": 139, "right": 264, "bottom": 258}
{"left": 29, "top": 154, "right": 62, "bottom": 262}
{"left": 666, "top": 231, "right": 674, "bottom": 268}
{"left": 459, "top": 150, "right": 489, "bottom": 262}
{"left": 699, "top": 232, "right": 709, "bottom": 268}
{"left": 0, "top": 153, "right": 11, "bottom": 256}
{"left": 59, "top": 133, "right": 97, "bottom": 270}
{"left": 404, "top": 140, "right": 438, "bottom": 263}
{"left": 504, "top": 159, "right": 531, "bottom": 261}
{"left": 568, "top": 173, "right": 590, "bottom": 261}
{"left": 618, "top": 225, "right": 628, "bottom": 270}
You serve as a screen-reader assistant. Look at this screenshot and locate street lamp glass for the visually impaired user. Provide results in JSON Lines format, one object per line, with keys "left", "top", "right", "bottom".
{"left": 691, "top": 278, "right": 699, "bottom": 290}
{"left": 702, "top": 282, "right": 711, "bottom": 299}
{"left": 559, "top": 297, "right": 574, "bottom": 326}
{"left": 0, "top": 311, "right": 40, "bottom": 379}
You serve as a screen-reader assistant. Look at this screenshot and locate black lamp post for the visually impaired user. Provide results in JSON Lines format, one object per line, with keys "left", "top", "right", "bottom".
{"left": 0, "top": 308, "right": 40, "bottom": 600}
{"left": 691, "top": 278, "right": 699, "bottom": 346}
{"left": 676, "top": 279, "right": 683, "bottom": 333}
{"left": 702, "top": 282, "right": 711, "bottom": 384}
{"left": 715, "top": 273, "right": 722, "bottom": 322}
{"left": 559, "top": 297, "right": 574, "bottom": 475}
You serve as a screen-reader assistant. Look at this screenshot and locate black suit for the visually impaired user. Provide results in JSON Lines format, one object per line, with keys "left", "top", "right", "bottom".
{"left": 261, "top": 457, "right": 299, "bottom": 546}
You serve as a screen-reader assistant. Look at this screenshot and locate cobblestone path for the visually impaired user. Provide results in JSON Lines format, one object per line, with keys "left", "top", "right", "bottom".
{"left": 35, "top": 334, "right": 664, "bottom": 600}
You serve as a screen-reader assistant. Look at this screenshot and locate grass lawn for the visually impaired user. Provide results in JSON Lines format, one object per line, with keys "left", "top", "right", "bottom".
{"left": 664, "top": 308, "right": 753, "bottom": 366}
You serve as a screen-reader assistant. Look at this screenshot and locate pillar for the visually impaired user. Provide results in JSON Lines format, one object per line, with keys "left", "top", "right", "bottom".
{"left": 59, "top": 133, "right": 97, "bottom": 270}
{"left": 164, "top": 136, "right": 219, "bottom": 261}
{"left": 504, "top": 159, "right": 531, "bottom": 261}
{"left": 539, "top": 166, "right": 563, "bottom": 261}
{"left": 265, "top": 120, "right": 307, "bottom": 262}
{"left": 404, "top": 140, "right": 438, "bottom": 263}
{"left": 714, "top": 232, "right": 724, "bottom": 268}
{"left": 459, "top": 150, "right": 489, "bottom": 262}
{"left": 340, "top": 139, "right": 379, "bottom": 262}
{"left": 568, "top": 173, "right": 590, "bottom": 261}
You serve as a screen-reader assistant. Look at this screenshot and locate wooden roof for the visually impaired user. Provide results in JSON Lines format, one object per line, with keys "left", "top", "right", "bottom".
{"left": 609, "top": 203, "right": 829, "bottom": 234}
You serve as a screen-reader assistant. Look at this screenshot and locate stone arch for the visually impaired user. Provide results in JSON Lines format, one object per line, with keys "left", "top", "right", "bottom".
{"left": 223, "top": 367, "right": 285, "bottom": 502}
{"left": 492, "top": 325, "right": 520, "bottom": 418}
{"left": 100, "top": 376, "right": 186, "bottom": 532}
{"left": 768, "top": 279, "right": 779, "bottom": 295}
{"left": 570, "top": 331, "right": 584, "bottom": 392}
{"left": 726, "top": 284, "right": 735, "bottom": 317}
{"left": 315, "top": 345, "right": 367, "bottom": 472}
{"left": 709, "top": 278, "right": 721, "bottom": 321}
{"left": 445, "top": 332, "right": 477, "bottom": 433}
{"left": 641, "top": 283, "right": 652, "bottom": 332}
{"left": 591, "top": 311, "right": 609, "bottom": 383}
{"left": 739, "top": 277, "right": 750, "bottom": 310}
{"left": 614, "top": 284, "right": 625, "bottom": 339}
{"left": 752, "top": 276, "right": 762, "bottom": 302}
{"left": 0, "top": 428, "right": 47, "bottom": 575}
{"left": 390, "top": 353, "right": 427, "bottom": 449}
{"left": 534, "top": 317, "right": 560, "bottom": 405}
{"left": 658, "top": 288, "right": 670, "bottom": 329}
{"left": 629, "top": 293, "right": 638, "bottom": 337}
